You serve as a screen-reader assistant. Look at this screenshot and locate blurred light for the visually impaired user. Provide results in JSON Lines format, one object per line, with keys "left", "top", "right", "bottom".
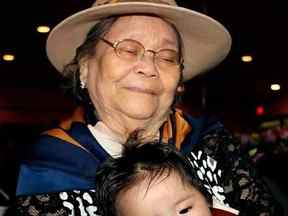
{"left": 256, "top": 105, "right": 265, "bottom": 116}
{"left": 2, "top": 54, "right": 15, "bottom": 61}
{"left": 248, "top": 148, "right": 258, "bottom": 157}
{"left": 37, "top": 26, "right": 50, "bottom": 33}
{"left": 270, "top": 83, "right": 281, "bottom": 91}
{"left": 241, "top": 55, "right": 253, "bottom": 62}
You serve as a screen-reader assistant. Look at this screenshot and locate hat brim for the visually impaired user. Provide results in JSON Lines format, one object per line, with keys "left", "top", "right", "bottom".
{"left": 46, "top": 2, "right": 232, "bottom": 81}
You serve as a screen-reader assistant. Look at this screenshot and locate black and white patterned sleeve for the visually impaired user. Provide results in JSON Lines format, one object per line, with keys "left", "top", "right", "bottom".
{"left": 13, "top": 190, "right": 101, "bottom": 216}
{"left": 192, "top": 125, "right": 283, "bottom": 216}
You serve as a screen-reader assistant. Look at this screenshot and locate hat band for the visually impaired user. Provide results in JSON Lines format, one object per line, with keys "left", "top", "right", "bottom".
{"left": 93, "top": 0, "right": 176, "bottom": 7}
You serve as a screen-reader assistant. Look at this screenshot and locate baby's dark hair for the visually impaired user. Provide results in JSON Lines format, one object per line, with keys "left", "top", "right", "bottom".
{"left": 94, "top": 135, "right": 211, "bottom": 216}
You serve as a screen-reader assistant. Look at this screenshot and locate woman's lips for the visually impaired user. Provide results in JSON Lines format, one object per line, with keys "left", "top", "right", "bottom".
{"left": 124, "top": 86, "right": 158, "bottom": 95}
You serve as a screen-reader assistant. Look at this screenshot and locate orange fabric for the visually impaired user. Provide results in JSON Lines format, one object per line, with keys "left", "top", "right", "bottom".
{"left": 59, "top": 106, "right": 86, "bottom": 130}
{"left": 43, "top": 128, "right": 88, "bottom": 152}
{"left": 162, "top": 116, "right": 172, "bottom": 145}
{"left": 162, "top": 109, "right": 192, "bottom": 150}
{"left": 51, "top": 106, "right": 191, "bottom": 151}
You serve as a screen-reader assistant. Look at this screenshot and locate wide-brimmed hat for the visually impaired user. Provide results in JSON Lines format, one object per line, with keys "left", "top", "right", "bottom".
{"left": 46, "top": 0, "right": 232, "bottom": 81}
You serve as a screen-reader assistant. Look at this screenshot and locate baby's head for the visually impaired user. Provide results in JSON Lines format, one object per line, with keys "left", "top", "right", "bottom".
{"left": 95, "top": 139, "right": 212, "bottom": 216}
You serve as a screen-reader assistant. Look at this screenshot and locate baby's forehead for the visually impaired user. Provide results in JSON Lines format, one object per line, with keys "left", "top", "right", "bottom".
{"left": 126, "top": 169, "right": 192, "bottom": 195}
{"left": 116, "top": 170, "right": 198, "bottom": 214}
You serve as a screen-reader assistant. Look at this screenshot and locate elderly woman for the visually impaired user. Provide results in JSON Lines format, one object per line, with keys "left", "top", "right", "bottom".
{"left": 16, "top": 0, "right": 280, "bottom": 215}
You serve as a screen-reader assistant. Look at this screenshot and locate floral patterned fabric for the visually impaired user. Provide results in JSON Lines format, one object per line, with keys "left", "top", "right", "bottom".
{"left": 13, "top": 190, "right": 100, "bottom": 216}
{"left": 192, "top": 124, "right": 283, "bottom": 216}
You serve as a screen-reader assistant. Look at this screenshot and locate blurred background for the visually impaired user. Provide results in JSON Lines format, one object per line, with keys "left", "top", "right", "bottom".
{"left": 0, "top": 0, "right": 287, "bottom": 213}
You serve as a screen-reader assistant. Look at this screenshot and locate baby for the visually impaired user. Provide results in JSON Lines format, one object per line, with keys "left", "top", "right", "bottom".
{"left": 94, "top": 138, "right": 212, "bottom": 216}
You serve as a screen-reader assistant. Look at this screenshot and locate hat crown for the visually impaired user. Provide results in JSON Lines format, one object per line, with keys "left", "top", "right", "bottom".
{"left": 47, "top": 0, "right": 231, "bottom": 81}
{"left": 93, "top": 0, "right": 177, "bottom": 7}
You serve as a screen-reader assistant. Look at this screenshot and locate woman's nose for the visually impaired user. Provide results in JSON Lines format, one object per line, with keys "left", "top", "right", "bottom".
{"left": 136, "top": 51, "right": 159, "bottom": 78}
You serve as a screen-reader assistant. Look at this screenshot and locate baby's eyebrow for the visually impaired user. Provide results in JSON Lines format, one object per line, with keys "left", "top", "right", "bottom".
{"left": 175, "top": 194, "right": 195, "bottom": 206}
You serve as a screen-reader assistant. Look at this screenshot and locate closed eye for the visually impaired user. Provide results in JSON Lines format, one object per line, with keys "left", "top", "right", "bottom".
{"left": 121, "top": 48, "right": 138, "bottom": 55}
{"left": 179, "top": 206, "right": 192, "bottom": 214}
{"left": 158, "top": 57, "right": 177, "bottom": 63}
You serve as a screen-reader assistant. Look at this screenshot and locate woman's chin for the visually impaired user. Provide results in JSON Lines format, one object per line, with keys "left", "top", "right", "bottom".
{"left": 115, "top": 98, "right": 159, "bottom": 119}
{"left": 119, "top": 103, "right": 158, "bottom": 121}
{"left": 124, "top": 109, "right": 156, "bottom": 120}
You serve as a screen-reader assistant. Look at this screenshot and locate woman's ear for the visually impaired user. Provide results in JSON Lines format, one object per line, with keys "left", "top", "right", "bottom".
{"left": 79, "top": 58, "right": 89, "bottom": 85}
{"left": 176, "top": 84, "right": 185, "bottom": 94}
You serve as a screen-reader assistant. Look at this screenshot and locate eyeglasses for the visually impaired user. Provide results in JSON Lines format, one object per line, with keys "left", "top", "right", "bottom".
{"left": 98, "top": 37, "right": 183, "bottom": 71}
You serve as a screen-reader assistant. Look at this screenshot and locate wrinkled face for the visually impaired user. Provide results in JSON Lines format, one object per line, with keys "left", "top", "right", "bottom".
{"left": 116, "top": 172, "right": 211, "bottom": 216}
{"left": 81, "top": 15, "right": 181, "bottom": 123}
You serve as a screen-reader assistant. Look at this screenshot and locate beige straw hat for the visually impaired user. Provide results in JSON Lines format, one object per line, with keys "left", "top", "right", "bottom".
{"left": 46, "top": 0, "right": 232, "bottom": 81}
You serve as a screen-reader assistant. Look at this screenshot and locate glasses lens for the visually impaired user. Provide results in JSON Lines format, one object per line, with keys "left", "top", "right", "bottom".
{"left": 115, "top": 39, "right": 181, "bottom": 71}
{"left": 116, "top": 40, "right": 143, "bottom": 60}
{"left": 156, "top": 49, "right": 180, "bottom": 70}
{"left": 156, "top": 50, "right": 179, "bottom": 64}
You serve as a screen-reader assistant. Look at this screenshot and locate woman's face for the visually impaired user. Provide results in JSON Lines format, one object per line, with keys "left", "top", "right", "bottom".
{"left": 81, "top": 15, "right": 181, "bottom": 124}
{"left": 116, "top": 171, "right": 211, "bottom": 216}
